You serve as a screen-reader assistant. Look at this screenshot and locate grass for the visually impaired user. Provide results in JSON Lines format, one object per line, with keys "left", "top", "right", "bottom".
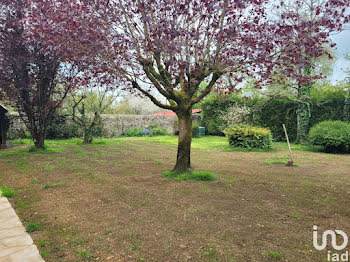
{"left": 0, "top": 145, "right": 63, "bottom": 158}
{"left": 43, "top": 183, "right": 61, "bottom": 189}
{"left": 162, "top": 171, "right": 217, "bottom": 181}
{"left": 154, "top": 160, "right": 163, "bottom": 165}
{"left": 28, "top": 145, "right": 64, "bottom": 154}
{"left": 223, "top": 145, "right": 277, "bottom": 152}
{"left": 38, "top": 240, "right": 47, "bottom": 248}
{"left": 125, "top": 135, "right": 323, "bottom": 153}
{"left": 268, "top": 251, "right": 282, "bottom": 259}
{"left": 1, "top": 135, "right": 349, "bottom": 261}
{"left": 5, "top": 136, "right": 327, "bottom": 155}
{"left": 124, "top": 135, "right": 227, "bottom": 150}
{"left": 40, "top": 250, "right": 49, "bottom": 258}
{"left": 26, "top": 222, "right": 42, "bottom": 232}
{"left": 17, "top": 200, "right": 29, "bottom": 208}
{"left": 274, "top": 142, "right": 324, "bottom": 152}
{"left": 264, "top": 160, "right": 287, "bottom": 165}
{"left": 291, "top": 213, "right": 301, "bottom": 219}
{"left": 202, "top": 243, "right": 220, "bottom": 261}
{"left": 10, "top": 138, "right": 33, "bottom": 147}
{"left": 74, "top": 238, "right": 85, "bottom": 245}
{"left": 0, "top": 185, "right": 18, "bottom": 197}
{"left": 77, "top": 249, "right": 92, "bottom": 260}
{"left": 0, "top": 137, "right": 123, "bottom": 159}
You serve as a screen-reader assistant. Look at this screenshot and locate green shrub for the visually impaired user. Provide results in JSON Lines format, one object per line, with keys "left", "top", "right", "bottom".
{"left": 124, "top": 128, "right": 143, "bottom": 137}
{"left": 224, "top": 125, "right": 272, "bottom": 150}
{"left": 8, "top": 128, "right": 32, "bottom": 140}
{"left": 124, "top": 126, "right": 168, "bottom": 137}
{"left": 149, "top": 126, "right": 168, "bottom": 136}
{"left": 192, "top": 122, "right": 200, "bottom": 138}
{"left": 308, "top": 121, "right": 350, "bottom": 153}
{"left": 46, "top": 113, "right": 80, "bottom": 139}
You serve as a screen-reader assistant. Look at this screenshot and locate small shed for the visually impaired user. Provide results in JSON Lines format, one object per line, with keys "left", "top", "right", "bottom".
{"left": 0, "top": 103, "right": 9, "bottom": 149}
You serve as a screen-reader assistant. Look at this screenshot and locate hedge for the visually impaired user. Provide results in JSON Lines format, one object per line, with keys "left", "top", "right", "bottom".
{"left": 309, "top": 121, "right": 350, "bottom": 153}
{"left": 253, "top": 98, "right": 298, "bottom": 141}
{"left": 200, "top": 89, "right": 346, "bottom": 142}
{"left": 192, "top": 122, "right": 200, "bottom": 138}
{"left": 224, "top": 125, "right": 272, "bottom": 149}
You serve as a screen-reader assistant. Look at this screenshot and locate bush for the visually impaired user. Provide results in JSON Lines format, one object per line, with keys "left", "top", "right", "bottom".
{"left": 124, "top": 128, "right": 143, "bottom": 137}
{"left": 124, "top": 126, "right": 168, "bottom": 137}
{"left": 201, "top": 93, "right": 249, "bottom": 135}
{"left": 192, "top": 122, "right": 200, "bottom": 138}
{"left": 148, "top": 125, "right": 168, "bottom": 136}
{"left": 46, "top": 113, "right": 80, "bottom": 139}
{"left": 224, "top": 125, "right": 272, "bottom": 150}
{"left": 308, "top": 121, "right": 350, "bottom": 153}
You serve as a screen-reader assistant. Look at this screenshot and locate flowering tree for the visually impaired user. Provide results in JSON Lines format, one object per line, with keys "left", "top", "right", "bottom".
{"left": 24, "top": 0, "right": 350, "bottom": 171}
{"left": 0, "top": 0, "right": 89, "bottom": 148}
{"left": 273, "top": 0, "right": 350, "bottom": 143}
{"left": 220, "top": 105, "right": 251, "bottom": 131}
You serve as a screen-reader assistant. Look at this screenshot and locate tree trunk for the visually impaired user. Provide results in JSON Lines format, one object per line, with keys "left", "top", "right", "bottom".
{"left": 83, "top": 131, "right": 93, "bottom": 144}
{"left": 296, "top": 67, "right": 312, "bottom": 144}
{"left": 34, "top": 133, "right": 45, "bottom": 149}
{"left": 33, "top": 122, "right": 46, "bottom": 149}
{"left": 173, "top": 110, "right": 192, "bottom": 173}
{"left": 296, "top": 95, "right": 310, "bottom": 144}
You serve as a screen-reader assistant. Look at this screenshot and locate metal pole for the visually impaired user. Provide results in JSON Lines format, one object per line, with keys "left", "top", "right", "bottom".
{"left": 283, "top": 124, "right": 294, "bottom": 166}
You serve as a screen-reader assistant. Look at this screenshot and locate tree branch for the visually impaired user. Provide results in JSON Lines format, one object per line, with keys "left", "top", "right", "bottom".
{"left": 131, "top": 81, "right": 177, "bottom": 111}
{"left": 190, "top": 70, "right": 222, "bottom": 106}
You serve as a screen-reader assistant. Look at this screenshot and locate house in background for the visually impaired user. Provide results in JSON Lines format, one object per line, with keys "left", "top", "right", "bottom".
{"left": 0, "top": 103, "right": 9, "bottom": 149}
{"left": 152, "top": 109, "right": 202, "bottom": 135}
{"left": 152, "top": 109, "right": 202, "bottom": 116}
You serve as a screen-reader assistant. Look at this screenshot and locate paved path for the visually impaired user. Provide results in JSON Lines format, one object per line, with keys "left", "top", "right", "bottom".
{"left": 0, "top": 191, "right": 44, "bottom": 262}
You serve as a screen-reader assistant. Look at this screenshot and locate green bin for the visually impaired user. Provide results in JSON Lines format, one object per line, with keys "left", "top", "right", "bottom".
{"left": 199, "top": 127, "right": 206, "bottom": 136}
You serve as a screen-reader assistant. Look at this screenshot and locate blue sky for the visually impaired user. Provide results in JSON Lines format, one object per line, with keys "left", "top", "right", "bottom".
{"left": 331, "top": 29, "right": 350, "bottom": 84}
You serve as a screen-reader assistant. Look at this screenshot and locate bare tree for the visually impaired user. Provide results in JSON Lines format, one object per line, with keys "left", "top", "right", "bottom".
{"left": 70, "top": 86, "right": 119, "bottom": 144}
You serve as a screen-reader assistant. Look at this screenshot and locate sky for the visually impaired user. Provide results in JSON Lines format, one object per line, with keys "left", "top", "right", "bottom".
{"left": 331, "top": 29, "right": 350, "bottom": 84}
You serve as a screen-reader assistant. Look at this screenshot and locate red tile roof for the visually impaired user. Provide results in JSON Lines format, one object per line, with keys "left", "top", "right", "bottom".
{"left": 152, "top": 109, "right": 201, "bottom": 116}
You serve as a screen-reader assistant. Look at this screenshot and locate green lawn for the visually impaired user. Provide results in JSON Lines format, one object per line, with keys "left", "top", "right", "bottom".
{"left": 6, "top": 135, "right": 323, "bottom": 154}
{"left": 123, "top": 135, "right": 228, "bottom": 150}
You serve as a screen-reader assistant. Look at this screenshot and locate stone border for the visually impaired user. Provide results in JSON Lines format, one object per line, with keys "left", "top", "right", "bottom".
{"left": 0, "top": 191, "right": 44, "bottom": 262}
